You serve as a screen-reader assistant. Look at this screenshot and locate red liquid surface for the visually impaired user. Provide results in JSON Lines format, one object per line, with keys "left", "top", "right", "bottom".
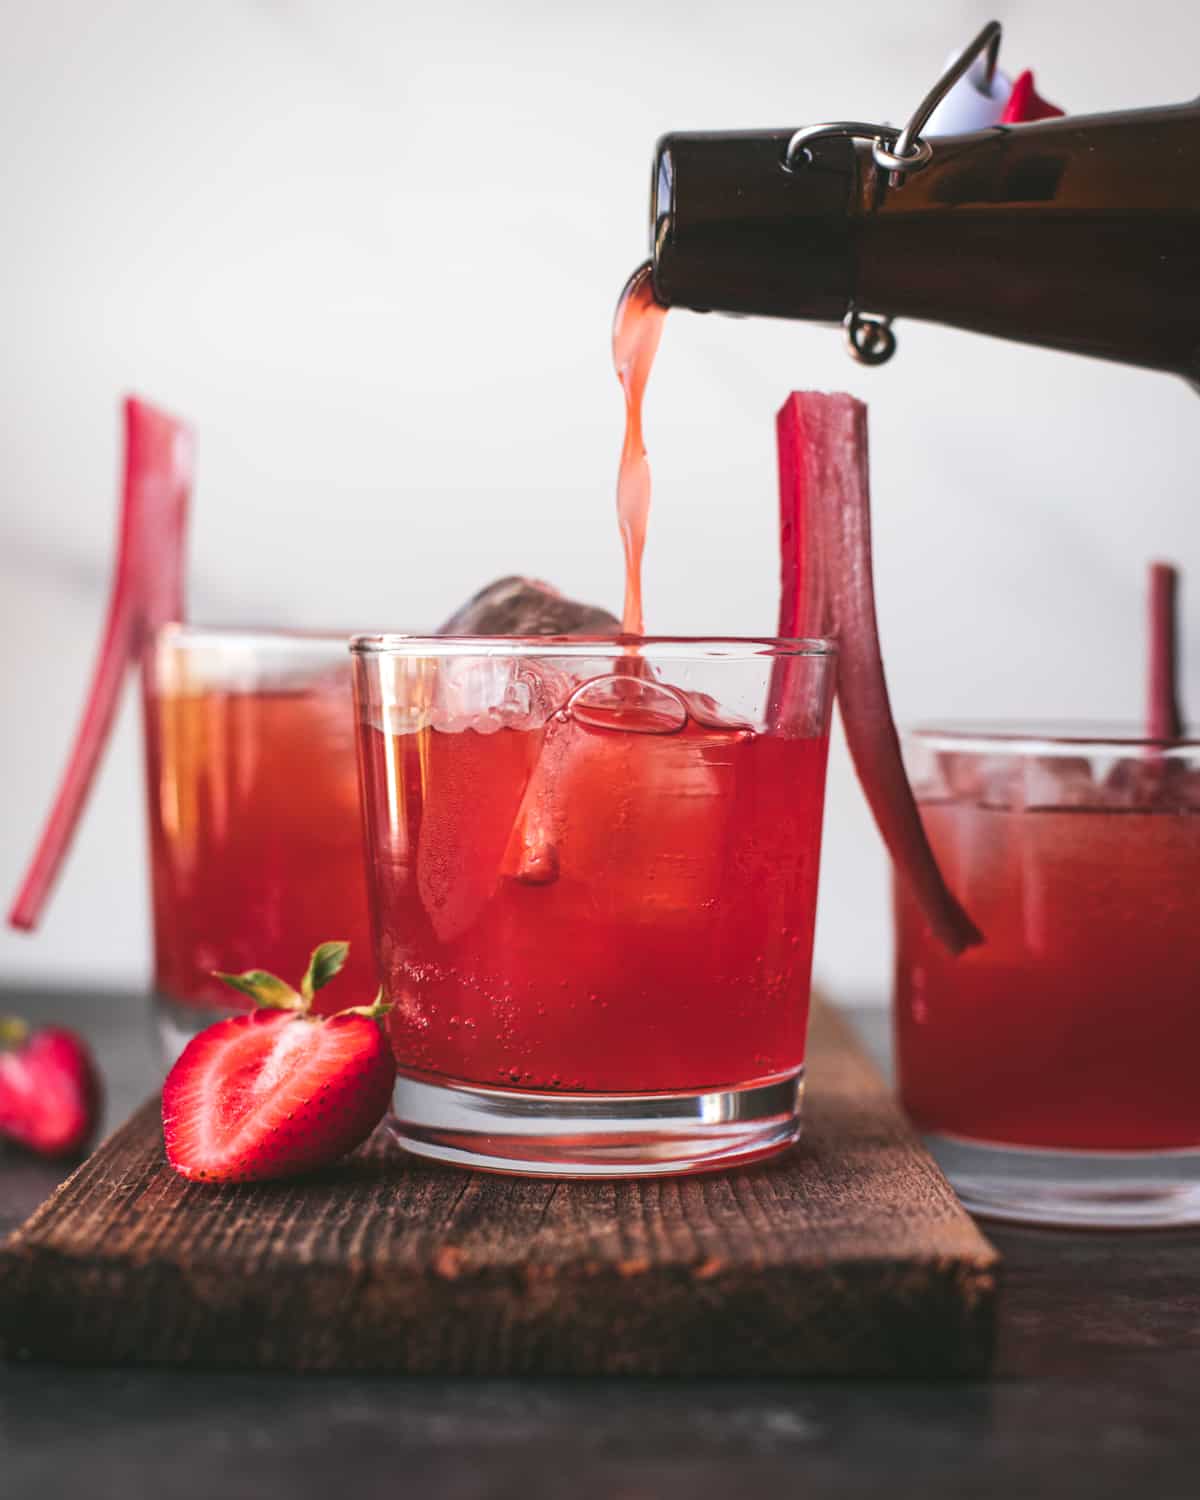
{"left": 143, "top": 677, "right": 375, "bottom": 1014}
{"left": 359, "top": 712, "right": 829, "bottom": 1092}
{"left": 895, "top": 800, "right": 1200, "bottom": 1150}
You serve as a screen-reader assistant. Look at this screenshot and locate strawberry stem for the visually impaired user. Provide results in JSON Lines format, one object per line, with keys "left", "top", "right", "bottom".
{"left": 339, "top": 988, "right": 393, "bottom": 1025}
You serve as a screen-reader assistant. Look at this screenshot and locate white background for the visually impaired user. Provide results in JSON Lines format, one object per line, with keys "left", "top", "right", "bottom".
{"left": 2, "top": 0, "right": 1198, "bottom": 1009}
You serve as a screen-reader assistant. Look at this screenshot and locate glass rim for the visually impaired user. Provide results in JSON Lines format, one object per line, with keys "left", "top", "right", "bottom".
{"left": 350, "top": 633, "right": 837, "bottom": 660}
{"left": 158, "top": 623, "right": 353, "bottom": 649}
{"left": 908, "top": 720, "right": 1200, "bottom": 755}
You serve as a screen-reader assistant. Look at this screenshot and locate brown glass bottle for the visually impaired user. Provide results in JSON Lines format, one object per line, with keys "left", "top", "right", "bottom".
{"left": 650, "top": 102, "right": 1200, "bottom": 379}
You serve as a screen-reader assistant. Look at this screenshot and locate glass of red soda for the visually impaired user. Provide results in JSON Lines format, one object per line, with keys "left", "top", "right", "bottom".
{"left": 895, "top": 723, "right": 1200, "bottom": 1227}
{"left": 143, "top": 626, "right": 376, "bottom": 1059}
{"left": 352, "top": 634, "right": 835, "bottom": 1177}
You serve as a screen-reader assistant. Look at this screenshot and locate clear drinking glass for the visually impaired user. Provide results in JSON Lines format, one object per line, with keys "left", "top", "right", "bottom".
{"left": 895, "top": 723, "right": 1200, "bottom": 1227}
{"left": 142, "top": 625, "right": 375, "bottom": 1060}
{"left": 351, "top": 635, "right": 836, "bottom": 1177}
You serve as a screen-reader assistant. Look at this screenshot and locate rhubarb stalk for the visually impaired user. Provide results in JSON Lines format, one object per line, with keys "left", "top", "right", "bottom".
{"left": 774, "top": 393, "right": 981, "bottom": 954}
{"left": 8, "top": 397, "right": 193, "bottom": 930}
{"left": 1146, "top": 561, "right": 1184, "bottom": 741}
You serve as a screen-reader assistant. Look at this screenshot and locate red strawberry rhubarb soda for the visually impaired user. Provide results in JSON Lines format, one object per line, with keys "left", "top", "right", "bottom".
{"left": 357, "top": 266, "right": 833, "bottom": 1095}
{"left": 142, "top": 636, "right": 375, "bottom": 1026}
{"left": 896, "top": 566, "right": 1200, "bottom": 1154}
{"left": 896, "top": 787, "right": 1200, "bottom": 1150}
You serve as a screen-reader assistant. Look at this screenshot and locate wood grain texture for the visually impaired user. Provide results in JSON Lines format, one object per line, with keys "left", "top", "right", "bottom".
{"left": 0, "top": 1002, "right": 998, "bottom": 1376}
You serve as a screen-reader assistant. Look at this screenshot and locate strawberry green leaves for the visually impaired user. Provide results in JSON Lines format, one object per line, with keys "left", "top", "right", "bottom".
{"left": 214, "top": 941, "right": 369, "bottom": 1019}
{"left": 301, "top": 941, "right": 350, "bottom": 1003}
{"left": 213, "top": 969, "right": 303, "bottom": 1011}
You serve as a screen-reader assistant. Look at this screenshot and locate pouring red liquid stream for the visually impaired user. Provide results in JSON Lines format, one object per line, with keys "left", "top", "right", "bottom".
{"left": 612, "top": 263, "right": 666, "bottom": 636}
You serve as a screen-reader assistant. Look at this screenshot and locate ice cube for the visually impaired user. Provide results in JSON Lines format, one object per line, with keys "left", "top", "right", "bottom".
{"left": 438, "top": 576, "right": 619, "bottom": 637}
{"left": 1103, "top": 755, "right": 1199, "bottom": 812}
{"left": 428, "top": 655, "right": 511, "bottom": 732}
{"left": 426, "top": 655, "right": 577, "bottom": 734}
{"left": 1019, "top": 755, "right": 1098, "bottom": 811}
{"left": 930, "top": 749, "right": 1023, "bottom": 810}
{"left": 1177, "top": 767, "right": 1200, "bottom": 810}
{"left": 499, "top": 705, "right": 730, "bottom": 921}
{"left": 416, "top": 722, "right": 543, "bottom": 941}
{"left": 510, "top": 659, "right": 576, "bottom": 729}
{"left": 500, "top": 674, "right": 742, "bottom": 887}
{"left": 680, "top": 689, "right": 754, "bottom": 734}
{"left": 501, "top": 714, "right": 572, "bottom": 885}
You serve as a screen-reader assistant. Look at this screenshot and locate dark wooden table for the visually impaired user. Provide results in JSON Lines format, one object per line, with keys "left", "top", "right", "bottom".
{"left": 2, "top": 985, "right": 1197, "bottom": 1500}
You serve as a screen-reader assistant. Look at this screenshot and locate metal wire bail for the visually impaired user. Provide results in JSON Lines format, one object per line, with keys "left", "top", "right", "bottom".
{"left": 785, "top": 19, "right": 1003, "bottom": 368}
{"left": 784, "top": 19, "right": 1002, "bottom": 184}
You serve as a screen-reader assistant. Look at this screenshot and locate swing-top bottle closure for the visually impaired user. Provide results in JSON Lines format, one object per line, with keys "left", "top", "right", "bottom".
{"left": 782, "top": 20, "right": 1002, "bottom": 365}
{"left": 649, "top": 21, "right": 1200, "bottom": 380}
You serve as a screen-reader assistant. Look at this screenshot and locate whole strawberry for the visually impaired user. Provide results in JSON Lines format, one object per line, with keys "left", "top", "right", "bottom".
{"left": 0, "top": 1019, "right": 102, "bottom": 1158}
{"left": 162, "top": 941, "right": 395, "bottom": 1184}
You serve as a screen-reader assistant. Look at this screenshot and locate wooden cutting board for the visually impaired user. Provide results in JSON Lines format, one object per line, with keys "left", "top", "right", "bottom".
{"left": 0, "top": 1001, "right": 998, "bottom": 1376}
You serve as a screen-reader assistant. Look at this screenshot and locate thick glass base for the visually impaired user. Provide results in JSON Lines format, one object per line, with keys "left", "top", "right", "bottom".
{"left": 926, "top": 1131, "right": 1200, "bottom": 1229}
{"left": 388, "top": 1068, "right": 805, "bottom": 1178}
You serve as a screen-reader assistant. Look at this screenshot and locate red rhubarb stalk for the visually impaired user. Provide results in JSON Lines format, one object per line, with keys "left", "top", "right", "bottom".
{"left": 8, "top": 397, "right": 193, "bottom": 930}
{"left": 774, "top": 393, "right": 981, "bottom": 954}
{"left": 1146, "top": 561, "right": 1183, "bottom": 741}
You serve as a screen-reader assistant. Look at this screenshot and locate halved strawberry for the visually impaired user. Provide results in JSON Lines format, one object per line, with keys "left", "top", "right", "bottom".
{"left": 0, "top": 1020, "right": 102, "bottom": 1159}
{"left": 162, "top": 941, "right": 395, "bottom": 1183}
